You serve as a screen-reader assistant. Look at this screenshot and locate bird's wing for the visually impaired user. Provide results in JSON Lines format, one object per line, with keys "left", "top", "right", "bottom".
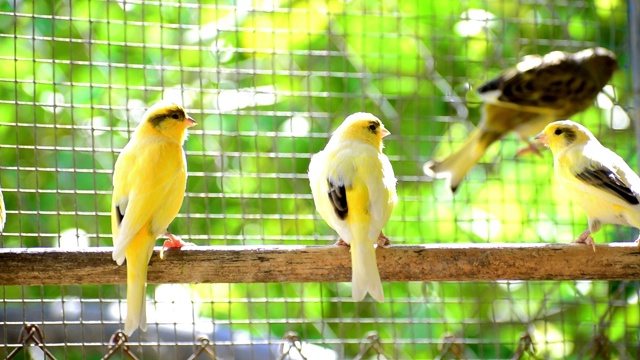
{"left": 310, "top": 150, "right": 344, "bottom": 235}
{"left": 327, "top": 177, "right": 348, "bottom": 220}
{"left": 478, "top": 52, "right": 599, "bottom": 116}
{"left": 309, "top": 147, "right": 356, "bottom": 239}
{"left": 111, "top": 138, "right": 187, "bottom": 263}
{"left": 575, "top": 166, "right": 640, "bottom": 206}
{"left": 309, "top": 145, "right": 367, "bottom": 237}
{"left": 111, "top": 143, "right": 137, "bottom": 246}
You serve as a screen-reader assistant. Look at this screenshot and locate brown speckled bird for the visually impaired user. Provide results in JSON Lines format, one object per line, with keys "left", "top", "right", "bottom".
{"left": 425, "top": 47, "right": 618, "bottom": 193}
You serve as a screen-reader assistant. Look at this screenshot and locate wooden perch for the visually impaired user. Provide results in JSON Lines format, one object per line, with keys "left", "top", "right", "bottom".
{"left": 1, "top": 243, "right": 640, "bottom": 286}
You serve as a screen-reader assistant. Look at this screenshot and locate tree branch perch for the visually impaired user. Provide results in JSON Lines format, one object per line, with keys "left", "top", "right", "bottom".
{"left": 1, "top": 243, "right": 639, "bottom": 286}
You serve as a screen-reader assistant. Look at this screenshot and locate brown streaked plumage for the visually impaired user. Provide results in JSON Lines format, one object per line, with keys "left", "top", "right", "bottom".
{"left": 425, "top": 47, "right": 618, "bottom": 193}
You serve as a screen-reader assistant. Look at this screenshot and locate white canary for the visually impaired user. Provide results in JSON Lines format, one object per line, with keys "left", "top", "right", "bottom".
{"left": 536, "top": 120, "right": 640, "bottom": 250}
{"left": 308, "top": 113, "right": 397, "bottom": 302}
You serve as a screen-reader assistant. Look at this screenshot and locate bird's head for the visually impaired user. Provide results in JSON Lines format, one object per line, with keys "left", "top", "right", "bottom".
{"left": 535, "top": 120, "right": 594, "bottom": 154}
{"left": 331, "top": 112, "right": 390, "bottom": 151}
{"left": 141, "top": 101, "right": 197, "bottom": 143}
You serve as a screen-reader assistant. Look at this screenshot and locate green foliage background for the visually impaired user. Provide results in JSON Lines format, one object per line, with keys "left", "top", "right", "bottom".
{"left": 0, "top": 0, "right": 637, "bottom": 358}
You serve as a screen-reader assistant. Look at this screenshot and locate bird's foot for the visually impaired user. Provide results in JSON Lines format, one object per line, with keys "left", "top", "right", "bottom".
{"left": 574, "top": 230, "right": 596, "bottom": 252}
{"left": 160, "top": 233, "right": 194, "bottom": 259}
{"left": 515, "top": 142, "right": 544, "bottom": 157}
{"left": 376, "top": 232, "right": 390, "bottom": 248}
{"left": 335, "top": 238, "right": 350, "bottom": 247}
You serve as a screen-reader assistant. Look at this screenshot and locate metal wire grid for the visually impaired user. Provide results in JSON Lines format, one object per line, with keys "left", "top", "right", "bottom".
{"left": 2, "top": 281, "right": 639, "bottom": 358}
{"left": 0, "top": 0, "right": 637, "bottom": 358}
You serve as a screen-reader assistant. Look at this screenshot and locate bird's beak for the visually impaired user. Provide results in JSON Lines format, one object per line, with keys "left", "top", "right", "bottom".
{"left": 185, "top": 115, "right": 197, "bottom": 128}
{"left": 534, "top": 132, "right": 547, "bottom": 145}
{"left": 380, "top": 127, "right": 390, "bottom": 138}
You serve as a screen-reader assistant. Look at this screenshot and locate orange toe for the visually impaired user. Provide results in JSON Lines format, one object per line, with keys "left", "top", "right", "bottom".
{"left": 160, "top": 234, "right": 194, "bottom": 259}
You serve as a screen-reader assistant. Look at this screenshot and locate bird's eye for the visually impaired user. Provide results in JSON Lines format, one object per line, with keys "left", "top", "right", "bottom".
{"left": 368, "top": 123, "right": 377, "bottom": 132}
{"left": 171, "top": 113, "right": 180, "bottom": 120}
{"left": 554, "top": 128, "right": 563, "bottom": 135}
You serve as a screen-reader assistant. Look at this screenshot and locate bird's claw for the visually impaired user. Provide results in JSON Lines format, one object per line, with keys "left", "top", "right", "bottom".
{"left": 335, "top": 238, "right": 350, "bottom": 247}
{"left": 515, "top": 142, "right": 544, "bottom": 157}
{"left": 335, "top": 233, "right": 391, "bottom": 248}
{"left": 574, "top": 230, "right": 596, "bottom": 252}
{"left": 377, "top": 232, "right": 390, "bottom": 248}
{"left": 160, "top": 233, "right": 194, "bottom": 259}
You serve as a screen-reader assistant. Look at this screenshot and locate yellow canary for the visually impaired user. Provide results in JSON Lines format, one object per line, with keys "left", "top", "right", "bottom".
{"left": 111, "top": 101, "right": 196, "bottom": 335}
{"left": 426, "top": 47, "right": 618, "bottom": 192}
{"left": 535, "top": 120, "right": 640, "bottom": 250}
{"left": 308, "top": 113, "right": 397, "bottom": 302}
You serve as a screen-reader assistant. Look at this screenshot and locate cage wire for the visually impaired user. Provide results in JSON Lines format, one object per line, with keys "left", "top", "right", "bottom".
{"left": 0, "top": 0, "right": 638, "bottom": 359}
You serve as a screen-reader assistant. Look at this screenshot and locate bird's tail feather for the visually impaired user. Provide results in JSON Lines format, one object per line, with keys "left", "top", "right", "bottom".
{"left": 123, "top": 231, "right": 155, "bottom": 336}
{"left": 350, "top": 236, "right": 384, "bottom": 302}
{"left": 112, "top": 236, "right": 127, "bottom": 265}
{"left": 425, "top": 128, "right": 497, "bottom": 193}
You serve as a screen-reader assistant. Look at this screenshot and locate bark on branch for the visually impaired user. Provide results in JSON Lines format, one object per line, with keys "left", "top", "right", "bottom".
{"left": 1, "top": 243, "right": 639, "bottom": 286}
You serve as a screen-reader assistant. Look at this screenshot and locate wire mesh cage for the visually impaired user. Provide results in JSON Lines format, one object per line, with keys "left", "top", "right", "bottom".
{"left": 1, "top": 0, "right": 638, "bottom": 359}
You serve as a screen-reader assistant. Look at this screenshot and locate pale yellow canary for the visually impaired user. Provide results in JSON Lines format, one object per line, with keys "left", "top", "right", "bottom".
{"left": 308, "top": 113, "right": 397, "bottom": 302}
{"left": 535, "top": 120, "right": 640, "bottom": 250}
{"left": 426, "top": 47, "right": 617, "bottom": 192}
{"left": 111, "top": 100, "right": 196, "bottom": 335}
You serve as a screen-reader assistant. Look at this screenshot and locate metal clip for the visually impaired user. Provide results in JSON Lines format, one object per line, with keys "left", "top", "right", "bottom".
{"left": 187, "top": 336, "right": 218, "bottom": 360}
{"left": 512, "top": 332, "right": 538, "bottom": 360}
{"left": 435, "top": 333, "right": 464, "bottom": 360}
{"left": 354, "top": 331, "right": 387, "bottom": 360}
{"left": 6, "top": 324, "right": 57, "bottom": 359}
{"left": 588, "top": 333, "right": 612, "bottom": 359}
{"left": 101, "top": 330, "right": 139, "bottom": 360}
{"left": 277, "top": 331, "right": 307, "bottom": 360}
{"left": 580, "top": 281, "right": 627, "bottom": 359}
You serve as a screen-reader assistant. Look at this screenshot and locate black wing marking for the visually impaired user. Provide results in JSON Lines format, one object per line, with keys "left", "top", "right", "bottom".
{"left": 327, "top": 179, "right": 348, "bottom": 220}
{"left": 477, "top": 54, "right": 603, "bottom": 116}
{"left": 477, "top": 71, "right": 509, "bottom": 94}
{"left": 499, "top": 62, "right": 595, "bottom": 111}
{"left": 115, "top": 204, "right": 125, "bottom": 227}
{"left": 575, "top": 168, "right": 639, "bottom": 205}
